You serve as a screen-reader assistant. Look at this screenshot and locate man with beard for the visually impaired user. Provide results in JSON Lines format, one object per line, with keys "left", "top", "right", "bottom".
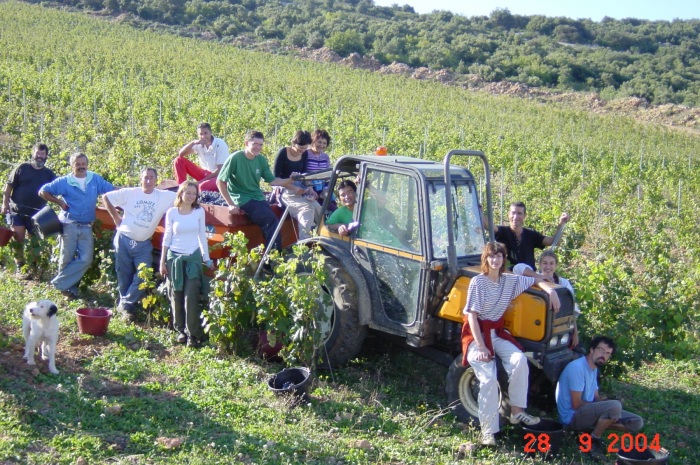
{"left": 39, "top": 153, "right": 115, "bottom": 299}
{"left": 556, "top": 336, "right": 644, "bottom": 459}
{"left": 2, "top": 143, "right": 56, "bottom": 275}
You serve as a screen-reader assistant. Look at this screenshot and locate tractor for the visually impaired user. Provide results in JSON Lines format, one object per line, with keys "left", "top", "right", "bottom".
{"left": 304, "top": 149, "right": 578, "bottom": 423}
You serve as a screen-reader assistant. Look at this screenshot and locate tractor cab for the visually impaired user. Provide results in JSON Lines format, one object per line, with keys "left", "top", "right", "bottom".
{"left": 311, "top": 154, "right": 484, "bottom": 345}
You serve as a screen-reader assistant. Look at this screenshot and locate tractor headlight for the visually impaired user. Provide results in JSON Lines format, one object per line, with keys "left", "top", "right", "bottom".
{"left": 560, "top": 333, "right": 570, "bottom": 346}
{"left": 549, "top": 336, "right": 558, "bottom": 347}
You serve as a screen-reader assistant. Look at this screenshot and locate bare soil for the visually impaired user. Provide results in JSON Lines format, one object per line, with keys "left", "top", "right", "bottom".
{"left": 296, "top": 47, "right": 700, "bottom": 134}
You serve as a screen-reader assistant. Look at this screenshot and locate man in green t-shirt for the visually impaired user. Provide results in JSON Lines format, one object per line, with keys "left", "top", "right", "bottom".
{"left": 327, "top": 178, "right": 404, "bottom": 246}
{"left": 325, "top": 180, "right": 357, "bottom": 236}
{"left": 217, "top": 130, "right": 295, "bottom": 251}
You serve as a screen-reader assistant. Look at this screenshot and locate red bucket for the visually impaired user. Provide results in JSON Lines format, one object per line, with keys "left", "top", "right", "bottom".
{"left": 0, "top": 226, "right": 13, "bottom": 247}
{"left": 76, "top": 307, "right": 113, "bottom": 336}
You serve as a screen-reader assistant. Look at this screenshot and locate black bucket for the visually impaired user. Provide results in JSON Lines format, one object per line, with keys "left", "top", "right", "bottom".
{"left": 32, "top": 206, "right": 63, "bottom": 239}
{"left": 522, "top": 418, "right": 565, "bottom": 458}
{"left": 268, "top": 367, "right": 312, "bottom": 402}
{"left": 616, "top": 448, "right": 669, "bottom": 465}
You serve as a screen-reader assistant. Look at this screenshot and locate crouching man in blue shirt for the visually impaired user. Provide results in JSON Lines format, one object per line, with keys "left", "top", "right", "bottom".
{"left": 39, "top": 153, "right": 115, "bottom": 299}
{"left": 556, "top": 336, "right": 644, "bottom": 460}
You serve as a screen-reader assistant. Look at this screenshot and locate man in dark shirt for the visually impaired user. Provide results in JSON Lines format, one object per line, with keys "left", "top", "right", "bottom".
{"left": 493, "top": 202, "right": 569, "bottom": 270}
{"left": 2, "top": 143, "right": 56, "bottom": 275}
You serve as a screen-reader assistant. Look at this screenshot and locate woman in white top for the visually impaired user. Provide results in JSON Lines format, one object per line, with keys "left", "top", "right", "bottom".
{"left": 514, "top": 249, "right": 580, "bottom": 348}
{"left": 160, "top": 181, "right": 214, "bottom": 348}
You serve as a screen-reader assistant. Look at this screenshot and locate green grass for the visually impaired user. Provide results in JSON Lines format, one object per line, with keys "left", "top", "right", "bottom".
{"left": 1, "top": 272, "right": 697, "bottom": 464}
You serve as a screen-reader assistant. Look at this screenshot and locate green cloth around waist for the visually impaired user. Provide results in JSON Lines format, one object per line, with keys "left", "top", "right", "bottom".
{"left": 167, "top": 248, "right": 203, "bottom": 291}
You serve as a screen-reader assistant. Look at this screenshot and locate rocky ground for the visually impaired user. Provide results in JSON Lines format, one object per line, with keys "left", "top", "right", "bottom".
{"left": 295, "top": 47, "right": 700, "bottom": 134}
{"left": 99, "top": 10, "right": 700, "bottom": 133}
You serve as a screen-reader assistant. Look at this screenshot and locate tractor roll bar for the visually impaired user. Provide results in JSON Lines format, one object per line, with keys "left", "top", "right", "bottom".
{"left": 443, "top": 150, "right": 494, "bottom": 277}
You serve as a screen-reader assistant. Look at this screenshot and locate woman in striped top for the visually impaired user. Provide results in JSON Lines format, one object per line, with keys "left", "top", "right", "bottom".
{"left": 307, "top": 129, "right": 333, "bottom": 206}
{"left": 461, "top": 241, "right": 561, "bottom": 446}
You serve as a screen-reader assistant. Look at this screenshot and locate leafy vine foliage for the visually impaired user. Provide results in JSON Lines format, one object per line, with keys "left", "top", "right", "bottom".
{"left": 32, "top": 0, "right": 700, "bottom": 106}
{"left": 137, "top": 262, "right": 172, "bottom": 325}
{"left": 0, "top": 2, "right": 698, "bottom": 366}
{"left": 205, "top": 232, "right": 328, "bottom": 368}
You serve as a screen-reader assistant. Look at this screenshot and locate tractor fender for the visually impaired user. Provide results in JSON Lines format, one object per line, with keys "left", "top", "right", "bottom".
{"left": 312, "top": 238, "right": 372, "bottom": 326}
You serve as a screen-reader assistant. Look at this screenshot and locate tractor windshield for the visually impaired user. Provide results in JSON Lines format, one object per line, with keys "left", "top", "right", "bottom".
{"left": 428, "top": 181, "right": 485, "bottom": 258}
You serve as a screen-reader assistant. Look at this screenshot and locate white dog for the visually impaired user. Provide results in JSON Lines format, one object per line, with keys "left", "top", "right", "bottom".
{"left": 22, "top": 300, "right": 60, "bottom": 374}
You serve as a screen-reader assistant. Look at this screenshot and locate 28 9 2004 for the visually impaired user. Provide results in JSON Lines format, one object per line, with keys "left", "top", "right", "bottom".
{"left": 523, "top": 432, "right": 662, "bottom": 454}
{"left": 579, "top": 433, "right": 662, "bottom": 453}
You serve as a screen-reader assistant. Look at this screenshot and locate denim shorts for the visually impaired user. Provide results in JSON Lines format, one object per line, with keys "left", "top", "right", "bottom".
{"left": 9, "top": 213, "right": 36, "bottom": 234}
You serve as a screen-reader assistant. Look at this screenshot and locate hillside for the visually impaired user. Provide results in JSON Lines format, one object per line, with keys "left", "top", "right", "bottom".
{"left": 294, "top": 46, "right": 700, "bottom": 133}
{"left": 32, "top": 0, "right": 700, "bottom": 109}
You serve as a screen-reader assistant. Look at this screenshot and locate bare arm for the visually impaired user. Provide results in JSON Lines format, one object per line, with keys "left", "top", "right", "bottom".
{"left": 270, "top": 177, "right": 297, "bottom": 190}
{"left": 534, "top": 279, "right": 561, "bottom": 313}
{"left": 479, "top": 204, "right": 491, "bottom": 230}
{"left": 2, "top": 184, "right": 11, "bottom": 214}
{"left": 216, "top": 179, "right": 241, "bottom": 215}
{"left": 101, "top": 195, "right": 122, "bottom": 227}
{"left": 570, "top": 390, "right": 585, "bottom": 410}
{"left": 326, "top": 223, "right": 353, "bottom": 236}
{"left": 178, "top": 138, "right": 202, "bottom": 158}
{"left": 39, "top": 190, "right": 68, "bottom": 211}
{"left": 543, "top": 212, "right": 570, "bottom": 246}
{"left": 570, "top": 322, "right": 579, "bottom": 349}
{"left": 198, "top": 164, "right": 222, "bottom": 183}
{"left": 513, "top": 263, "right": 549, "bottom": 281}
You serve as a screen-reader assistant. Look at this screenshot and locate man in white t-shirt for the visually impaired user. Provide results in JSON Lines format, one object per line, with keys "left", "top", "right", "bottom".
{"left": 102, "top": 168, "right": 177, "bottom": 321}
{"left": 174, "top": 122, "right": 229, "bottom": 192}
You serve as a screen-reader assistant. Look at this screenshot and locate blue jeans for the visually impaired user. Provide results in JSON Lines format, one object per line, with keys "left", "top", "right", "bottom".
{"left": 52, "top": 222, "right": 94, "bottom": 294}
{"left": 240, "top": 199, "right": 281, "bottom": 251}
{"left": 114, "top": 231, "right": 153, "bottom": 309}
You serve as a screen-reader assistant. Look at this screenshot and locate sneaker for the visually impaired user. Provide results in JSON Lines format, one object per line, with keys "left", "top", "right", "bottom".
{"left": 509, "top": 411, "right": 541, "bottom": 426}
{"left": 585, "top": 435, "right": 607, "bottom": 461}
{"left": 60, "top": 290, "right": 78, "bottom": 300}
{"left": 176, "top": 333, "right": 188, "bottom": 344}
{"left": 481, "top": 433, "right": 497, "bottom": 447}
{"left": 187, "top": 337, "right": 202, "bottom": 348}
{"left": 117, "top": 304, "right": 137, "bottom": 323}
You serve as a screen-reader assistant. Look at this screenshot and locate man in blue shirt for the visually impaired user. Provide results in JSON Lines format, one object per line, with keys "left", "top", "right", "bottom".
{"left": 556, "top": 336, "right": 644, "bottom": 460}
{"left": 39, "top": 153, "right": 115, "bottom": 299}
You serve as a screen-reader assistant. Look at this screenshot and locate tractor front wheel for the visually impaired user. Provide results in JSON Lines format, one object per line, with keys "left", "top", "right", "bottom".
{"left": 445, "top": 354, "right": 510, "bottom": 426}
